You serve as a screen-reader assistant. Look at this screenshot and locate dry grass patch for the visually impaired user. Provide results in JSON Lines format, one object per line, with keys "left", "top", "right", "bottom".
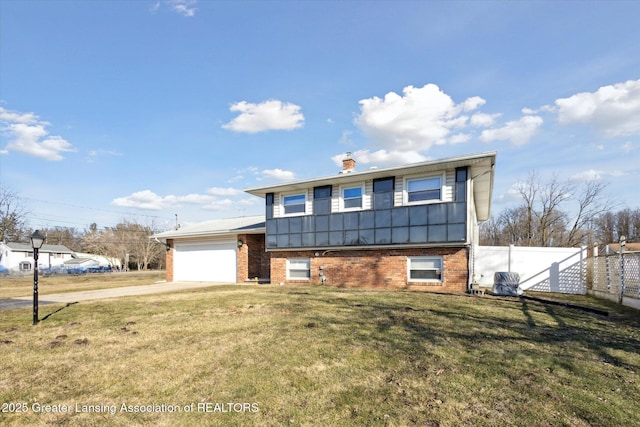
{"left": 0, "top": 271, "right": 165, "bottom": 299}
{"left": 1, "top": 285, "right": 639, "bottom": 426}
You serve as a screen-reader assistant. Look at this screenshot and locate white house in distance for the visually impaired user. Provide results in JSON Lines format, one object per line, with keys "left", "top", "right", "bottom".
{"left": 154, "top": 151, "right": 496, "bottom": 293}
{"left": 71, "top": 252, "right": 122, "bottom": 270}
{"left": 0, "top": 242, "right": 75, "bottom": 273}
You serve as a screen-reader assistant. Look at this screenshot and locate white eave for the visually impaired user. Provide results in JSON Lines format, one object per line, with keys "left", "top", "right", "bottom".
{"left": 245, "top": 151, "right": 496, "bottom": 222}
{"left": 152, "top": 215, "right": 265, "bottom": 242}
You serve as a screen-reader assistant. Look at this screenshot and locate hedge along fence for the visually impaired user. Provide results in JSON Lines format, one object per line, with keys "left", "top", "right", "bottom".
{"left": 588, "top": 252, "right": 640, "bottom": 310}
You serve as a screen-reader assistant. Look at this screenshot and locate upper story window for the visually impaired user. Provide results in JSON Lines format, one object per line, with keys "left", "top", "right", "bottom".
{"left": 373, "top": 177, "right": 395, "bottom": 210}
{"left": 282, "top": 193, "right": 306, "bottom": 216}
{"left": 406, "top": 176, "right": 442, "bottom": 204}
{"left": 341, "top": 185, "right": 363, "bottom": 211}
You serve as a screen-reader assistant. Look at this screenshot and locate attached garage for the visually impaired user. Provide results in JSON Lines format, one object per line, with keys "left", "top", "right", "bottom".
{"left": 173, "top": 239, "right": 237, "bottom": 282}
{"left": 152, "top": 216, "right": 269, "bottom": 284}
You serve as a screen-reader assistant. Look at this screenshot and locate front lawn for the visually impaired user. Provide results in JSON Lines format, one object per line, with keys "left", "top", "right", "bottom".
{"left": 0, "top": 271, "right": 165, "bottom": 299}
{"left": 1, "top": 285, "right": 638, "bottom": 426}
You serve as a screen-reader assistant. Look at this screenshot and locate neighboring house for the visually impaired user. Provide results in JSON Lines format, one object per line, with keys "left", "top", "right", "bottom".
{"left": 64, "top": 257, "right": 100, "bottom": 271}
{"left": 72, "top": 252, "right": 122, "bottom": 270}
{"left": 245, "top": 151, "right": 495, "bottom": 293}
{"left": 0, "top": 242, "right": 75, "bottom": 273}
{"left": 602, "top": 242, "right": 640, "bottom": 255}
{"left": 155, "top": 151, "right": 496, "bottom": 293}
{"left": 154, "top": 216, "right": 268, "bottom": 283}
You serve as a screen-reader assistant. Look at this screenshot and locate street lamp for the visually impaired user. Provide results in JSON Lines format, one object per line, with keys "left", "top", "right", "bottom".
{"left": 30, "top": 230, "right": 46, "bottom": 325}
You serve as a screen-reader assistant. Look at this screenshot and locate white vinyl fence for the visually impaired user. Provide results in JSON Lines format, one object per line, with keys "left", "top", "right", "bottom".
{"left": 474, "top": 245, "right": 587, "bottom": 294}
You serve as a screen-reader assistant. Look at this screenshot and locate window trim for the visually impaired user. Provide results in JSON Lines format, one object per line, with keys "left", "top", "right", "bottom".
{"left": 281, "top": 192, "right": 307, "bottom": 217}
{"left": 407, "top": 256, "right": 443, "bottom": 283}
{"left": 287, "top": 258, "right": 311, "bottom": 281}
{"left": 339, "top": 183, "right": 365, "bottom": 212}
{"left": 404, "top": 173, "right": 445, "bottom": 205}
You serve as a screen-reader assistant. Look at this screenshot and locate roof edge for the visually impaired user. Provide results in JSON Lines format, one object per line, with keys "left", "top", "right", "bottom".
{"left": 245, "top": 151, "right": 496, "bottom": 197}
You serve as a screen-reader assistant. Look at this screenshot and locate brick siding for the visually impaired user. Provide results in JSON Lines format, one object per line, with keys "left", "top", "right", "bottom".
{"left": 237, "top": 234, "right": 271, "bottom": 282}
{"left": 270, "top": 247, "right": 469, "bottom": 293}
{"left": 165, "top": 239, "right": 174, "bottom": 282}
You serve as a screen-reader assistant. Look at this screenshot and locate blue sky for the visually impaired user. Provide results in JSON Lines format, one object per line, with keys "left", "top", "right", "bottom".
{"left": 1, "top": 0, "right": 639, "bottom": 233}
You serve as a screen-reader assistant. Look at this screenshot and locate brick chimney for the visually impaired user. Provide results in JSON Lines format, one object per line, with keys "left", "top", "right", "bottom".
{"left": 342, "top": 152, "right": 356, "bottom": 173}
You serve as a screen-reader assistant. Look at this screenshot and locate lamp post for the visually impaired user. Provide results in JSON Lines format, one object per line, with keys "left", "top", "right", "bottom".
{"left": 30, "top": 230, "right": 46, "bottom": 325}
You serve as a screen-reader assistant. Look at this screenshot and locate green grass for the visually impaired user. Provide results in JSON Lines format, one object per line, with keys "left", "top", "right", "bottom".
{"left": 1, "top": 285, "right": 639, "bottom": 426}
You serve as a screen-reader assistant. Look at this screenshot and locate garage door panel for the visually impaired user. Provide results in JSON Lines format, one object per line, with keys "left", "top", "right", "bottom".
{"left": 174, "top": 239, "right": 237, "bottom": 282}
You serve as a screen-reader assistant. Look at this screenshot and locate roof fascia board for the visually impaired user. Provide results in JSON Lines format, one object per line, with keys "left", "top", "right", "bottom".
{"left": 245, "top": 151, "right": 496, "bottom": 197}
{"left": 154, "top": 227, "right": 265, "bottom": 241}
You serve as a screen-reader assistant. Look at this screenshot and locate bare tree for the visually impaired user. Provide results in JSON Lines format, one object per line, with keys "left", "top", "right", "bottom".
{"left": 631, "top": 209, "right": 640, "bottom": 242}
{"left": 499, "top": 206, "right": 530, "bottom": 245}
{"left": 0, "top": 187, "right": 29, "bottom": 242}
{"left": 40, "top": 226, "right": 83, "bottom": 251}
{"left": 535, "top": 174, "right": 570, "bottom": 246}
{"left": 481, "top": 173, "right": 612, "bottom": 247}
{"left": 479, "top": 217, "right": 504, "bottom": 245}
{"left": 593, "top": 208, "right": 640, "bottom": 244}
{"left": 565, "top": 179, "right": 612, "bottom": 247}
{"left": 515, "top": 172, "right": 540, "bottom": 246}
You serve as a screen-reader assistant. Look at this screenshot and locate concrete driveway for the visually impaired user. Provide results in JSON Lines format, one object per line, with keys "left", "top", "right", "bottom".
{"left": 0, "top": 281, "right": 231, "bottom": 311}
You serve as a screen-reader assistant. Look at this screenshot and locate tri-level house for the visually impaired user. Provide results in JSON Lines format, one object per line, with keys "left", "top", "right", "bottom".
{"left": 154, "top": 151, "right": 495, "bottom": 293}
{"left": 244, "top": 151, "right": 496, "bottom": 293}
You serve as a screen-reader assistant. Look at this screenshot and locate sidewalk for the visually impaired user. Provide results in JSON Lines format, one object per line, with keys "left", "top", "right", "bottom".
{"left": 0, "top": 281, "right": 230, "bottom": 311}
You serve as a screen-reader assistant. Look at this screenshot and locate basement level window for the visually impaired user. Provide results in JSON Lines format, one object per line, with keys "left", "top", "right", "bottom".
{"left": 408, "top": 256, "right": 442, "bottom": 282}
{"left": 287, "top": 258, "right": 310, "bottom": 280}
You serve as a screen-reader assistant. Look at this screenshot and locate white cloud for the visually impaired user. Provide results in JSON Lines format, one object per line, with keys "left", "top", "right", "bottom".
{"left": 222, "top": 100, "right": 304, "bottom": 133}
{"left": 168, "top": 0, "right": 197, "bottom": 17}
{"left": 570, "top": 169, "right": 603, "bottom": 182}
{"left": 338, "top": 130, "right": 354, "bottom": 145}
{"left": 555, "top": 79, "right": 640, "bottom": 137}
{"left": 331, "top": 149, "right": 428, "bottom": 168}
{"left": 470, "top": 112, "right": 500, "bottom": 127}
{"left": 0, "top": 107, "right": 75, "bottom": 161}
{"left": 112, "top": 190, "right": 177, "bottom": 210}
{"left": 622, "top": 141, "right": 634, "bottom": 153}
{"left": 449, "top": 133, "right": 472, "bottom": 144}
{"left": 479, "top": 115, "right": 543, "bottom": 146}
{"left": 202, "top": 198, "right": 234, "bottom": 211}
{"left": 206, "top": 187, "right": 243, "bottom": 196}
{"left": 262, "top": 168, "right": 295, "bottom": 181}
{"left": 112, "top": 187, "right": 249, "bottom": 212}
{"left": 354, "top": 84, "right": 485, "bottom": 151}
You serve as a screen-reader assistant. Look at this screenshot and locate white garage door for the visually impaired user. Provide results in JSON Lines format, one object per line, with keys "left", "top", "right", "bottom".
{"left": 173, "top": 239, "right": 237, "bottom": 282}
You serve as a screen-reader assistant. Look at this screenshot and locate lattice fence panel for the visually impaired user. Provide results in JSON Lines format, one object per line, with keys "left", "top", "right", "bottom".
{"left": 588, "top": 253, "right": 640, "bottom": 299}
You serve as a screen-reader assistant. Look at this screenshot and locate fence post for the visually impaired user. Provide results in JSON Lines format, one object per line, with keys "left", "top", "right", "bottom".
{"left": 508, "top": 244, "right": 514, "bottom": 272}
{"left": 618, "top": 236, "right": 626, "bottom": 304}
{"left": 580, "top": 246, "right": 586, "bottom": 291}
{"left": 605, "top": 255, "right": 611, "bottom": 291}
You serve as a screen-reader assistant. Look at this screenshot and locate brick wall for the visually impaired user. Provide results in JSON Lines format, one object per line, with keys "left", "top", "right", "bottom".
{"left": 270, "top": 247, "right": 469, "bottom": 293}
{"left": 165, "top": 239, "right": 174, "bottom": 282}
{"left": 237, "top": 237, "right": 248, "bottom": 282}
{"left": 238, "top": 234, "right": 271, "bottom": 282}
